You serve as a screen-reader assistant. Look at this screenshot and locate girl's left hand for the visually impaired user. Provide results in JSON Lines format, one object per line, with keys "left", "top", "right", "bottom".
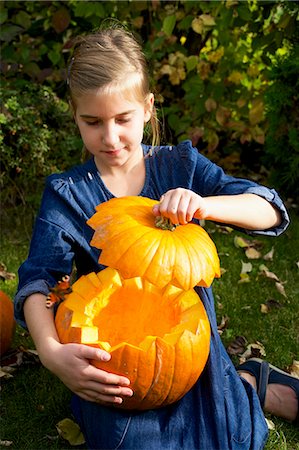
{"left": 152, "top": 188, "right": 207, "bottom": 225}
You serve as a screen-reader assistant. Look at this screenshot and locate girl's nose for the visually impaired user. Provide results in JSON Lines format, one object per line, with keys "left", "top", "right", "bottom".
{"left": 102, "top": 124, "right": 120, "bottom": 147}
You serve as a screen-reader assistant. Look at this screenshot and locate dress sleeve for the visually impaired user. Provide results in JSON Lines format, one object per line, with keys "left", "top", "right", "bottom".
{"left": 14, "top": 178, "right": 77, "bottom": 329}
{"left": 185, "top": 141, "right": 290, "bottom": 237}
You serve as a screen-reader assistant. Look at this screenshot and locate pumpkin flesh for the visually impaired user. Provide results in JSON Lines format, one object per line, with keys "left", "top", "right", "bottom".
{"left": 55, "top": 268, "right": 210, "bottom": 410}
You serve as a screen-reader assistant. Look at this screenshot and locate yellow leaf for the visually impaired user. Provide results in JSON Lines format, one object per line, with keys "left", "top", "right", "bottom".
{"left": 192, "top": 17, "right": 204, "bottom": 34}
{"left": 289, "top": 360, "right": 299, "bottom": 378}
{"left": 260, "top": 303, "right": 269, "bottom": 314}
{"left": 249, "top": 99, "right": 264, "bottom": 125}
{"left": 56, "top": 418, "right": 85, "bottom": 446}
{"left": 245, "top": 247, "right": 261, "bottom": 259}
{"left": 234, "top": 236, "right": 249, "bottom": 248}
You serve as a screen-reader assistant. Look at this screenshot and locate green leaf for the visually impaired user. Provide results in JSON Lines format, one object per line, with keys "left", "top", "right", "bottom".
{"left": 162, "top": 14, "right": 176, "bottom": 37}
{"left": 15, "top": 11, "right": 31, "bottom": 30}
{"left": 0, "top": 24, "right": 23, "bottom": 42}
{"left": 0, "top": 7, "right": 8, "bottom": 25}
{"left": 186, "top": 55, "right": 198, "bottom": 72}
{"left": 56, "top": 418, "right": 85, "bottom": 446}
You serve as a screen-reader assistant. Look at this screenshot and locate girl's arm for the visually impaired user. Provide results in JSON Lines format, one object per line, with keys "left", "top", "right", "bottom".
{"left": 24, "top": 293, "right": 133, "bottom": 405}
{"left": 153, "top": 189, "right": 281, "bottom": 230}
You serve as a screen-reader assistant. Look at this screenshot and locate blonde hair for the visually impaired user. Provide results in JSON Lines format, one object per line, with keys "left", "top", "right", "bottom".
{"left": 67, "top": 24, "right": 160, "bottom": 148}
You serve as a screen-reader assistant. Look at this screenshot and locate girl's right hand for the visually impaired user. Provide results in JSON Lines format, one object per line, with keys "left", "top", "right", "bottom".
{"left": 43, "top": 341, "right": 133, "bottom": 405}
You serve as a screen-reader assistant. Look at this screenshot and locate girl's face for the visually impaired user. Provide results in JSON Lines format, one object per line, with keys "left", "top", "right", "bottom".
{"left": 74, "top": 90, "right": 153, "bottom": 173}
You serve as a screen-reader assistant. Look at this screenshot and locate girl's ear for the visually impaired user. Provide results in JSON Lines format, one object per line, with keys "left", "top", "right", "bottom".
{"left": 144, "top": 93, "right": 154, "bottom": 123}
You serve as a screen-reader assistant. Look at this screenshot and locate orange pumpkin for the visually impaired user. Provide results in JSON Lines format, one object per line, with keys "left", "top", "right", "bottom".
{"left": 87, "top": 196, "right": 220, "bottom": 291}
{"left": 55, "top": 268, "right": 210, "bottom": 410}
{"left": 0, "top": 290, "right": 16, "bottom": 356}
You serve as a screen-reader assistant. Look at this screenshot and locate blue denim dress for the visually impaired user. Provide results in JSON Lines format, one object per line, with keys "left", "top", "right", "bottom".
{"left": 15, "top": 141, "right": 289, "bottom": 450}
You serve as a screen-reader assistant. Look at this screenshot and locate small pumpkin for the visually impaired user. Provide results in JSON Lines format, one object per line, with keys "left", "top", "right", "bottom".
{"left": 55, "top": 268, "right": 210, "bottom": 410}
{"left": 0, "top": 291, "right": 16, "bottom": 356}
{"left": 87, "top": 196, "right": 220, "bottom": 291}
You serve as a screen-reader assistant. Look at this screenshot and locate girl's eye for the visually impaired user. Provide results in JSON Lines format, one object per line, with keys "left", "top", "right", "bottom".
{"left": 86, "top": 121, "right": 99, "bottom": 126}
{"left": 117, "top": 117, "right": 130, "bottom": 124}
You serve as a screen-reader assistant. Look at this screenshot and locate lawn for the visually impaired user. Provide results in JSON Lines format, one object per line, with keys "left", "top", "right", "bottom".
{"left": 1, "top": 205, "right": 298, "bottom": 449}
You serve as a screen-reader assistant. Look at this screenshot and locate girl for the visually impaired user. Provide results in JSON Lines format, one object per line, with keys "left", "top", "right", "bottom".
{"left": 15, "top": 25, "right": 298, "bottom": 449}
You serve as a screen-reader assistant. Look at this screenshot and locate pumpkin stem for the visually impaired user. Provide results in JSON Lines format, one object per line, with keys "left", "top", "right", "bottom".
{"left": 155, "top": 216, "right": 178, "bottom": 231}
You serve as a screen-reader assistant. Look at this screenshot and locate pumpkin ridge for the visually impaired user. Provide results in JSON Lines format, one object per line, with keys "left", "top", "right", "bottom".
{"left": 175, "top": 230, "right": 218, "bottom": 288}
{"left": 143, "top": 232, "right": 176, "bottom": 287}
{"left": 101, "top": 228, "right": 162, "bottom": 279}
{"left": 177, "top": 225, "right": 220, "bottom": 276}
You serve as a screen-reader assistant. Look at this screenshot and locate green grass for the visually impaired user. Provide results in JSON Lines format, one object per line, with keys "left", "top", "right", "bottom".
{"left": 1, "top": 206, "right": 298, "bottom": 449}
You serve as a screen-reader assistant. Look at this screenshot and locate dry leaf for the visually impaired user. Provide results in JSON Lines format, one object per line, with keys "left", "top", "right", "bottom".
{"left": 245, "top": 247, "right": 261, "bottom": 259}
{"left": 260, "top": 298, "right": 283, "bottom": 313}
{"left": 240, "top": 342, "right": 266, "bottom": 361}
{"left": 56, "top": 418, "right": 85, "bottom": 446}
{"left": 239, "top": 261, "right": 252, "bottom": 283}
{"left": 265, "top": 418, "right": 275, "bottom": 430}
{"left": 234, "top": 236, "right": 250, "bottom": 248}
{"left": 289, "top": 360, "right": 299, "bottom": 378}
{"left": 263, "top": 247, "right": 274, "bottom": 261}
{"left": 0, "top": 440, "right": 13, "bottom": 447}
{"left": 275, "top": 282, "right": 287, "bottom": 297}
{"left": 259, "top": 265, "right": 280, "bottom": 282}
{"left": 260, "top": 304, "right": 269, "bottom": 314}
{"left": 0, "top": 262, "right": 16, "bottom": 281}
{"left": 0, "top": 368, "right": 14, "bottom": 379}
{"left": 227, "top": 335, "right": 247, "bottom": 355}
{"left": 241, "top": 261, "right": 252, "bottom": 273}
{"left": 217, "top": 315, "right": 229, "bottom": 333}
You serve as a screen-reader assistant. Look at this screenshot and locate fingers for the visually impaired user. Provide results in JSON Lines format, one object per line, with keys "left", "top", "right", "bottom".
{"left": 55, "top": 343, "right": 133, "bottom": 405}
{"left": 153, "top": 189, "right": 201, "bottom": 224}
{"left": 76, "top": 380, "right": 134, "bottom": 405}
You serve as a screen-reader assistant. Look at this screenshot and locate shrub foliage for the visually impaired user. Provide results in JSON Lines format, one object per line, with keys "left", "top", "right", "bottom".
{"left": 1, "top": 0, "right": 298, "bottom": 205}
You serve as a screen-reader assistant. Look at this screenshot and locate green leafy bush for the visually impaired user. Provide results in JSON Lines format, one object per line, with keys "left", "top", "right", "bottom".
{"left": 0, "top": 80, "right": 82, "bottom": 208}
{"left": 263, "top": 45, "right": 299, "bottom": 201}
{"left": 1, "top": 0, "right": 298, "bottom": 205}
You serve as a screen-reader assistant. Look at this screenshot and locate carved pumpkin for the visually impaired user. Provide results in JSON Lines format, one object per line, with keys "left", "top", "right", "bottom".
{"left": 0, "top": 291, "right": 16, "bottom": 356}
{"left": 55, "top": 268, "right": 210, "bottom": 410}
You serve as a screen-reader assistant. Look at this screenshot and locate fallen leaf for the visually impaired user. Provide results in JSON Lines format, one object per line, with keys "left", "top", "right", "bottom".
{"left": 245, "top": 247, "right": 261, "bottom": 259}
{"left": 259, "top": 266, "right": 280, "bottom": 282}
{"left": 241, "top": 261, "right": 253, "bottom": 273}
{"left": 217, "top": 315, "right": 229, "bottom": 334}
{"left": 216, "top": 225, "right": 234, "bottom": 234}
{"left": 234, "top": 236, "right": 250, "bottom": 248}
{"left": 275, "top": 282, "right": 287, "bottom": 297}
{"left": 238, "top": 261, "right": 252, "bottom": 283}
{"left": 240, "top": 342, "right": 266, "bottom": 361}
{"left": 0, "top": 440, "right": 13, "bottom": 447}
{"left": 227, "top": 335, "right": 247, "bottom": 355}
{"left": 265, "top": 418, "right": 275, "bottom": 430}
{"left": 56, "top": 418, "right": 85, "bottom": 446}
{"left": 0, "top": 262, "right": 16, "bottom": 281}
{"left": 0, "top": 368, "right": 14, "bottom": 379}
{"left": 260, "top": 304, "right": 269, "bottom": 314}
{"left": 263, "top": 247, "right": 274, "bottom": 261}
{"left": 260, "top": 298, "right": 283, "bottom": 313}
{"left": 238, "top": 272, "right": 251, "bottom": 283}
{"left": 288, "top": 360, "right": 299, "bottom": 378}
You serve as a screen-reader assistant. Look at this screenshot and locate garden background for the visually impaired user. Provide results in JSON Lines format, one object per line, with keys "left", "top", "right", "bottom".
{"left": 0, "top": 1, "right": 299, "bottom": 449}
